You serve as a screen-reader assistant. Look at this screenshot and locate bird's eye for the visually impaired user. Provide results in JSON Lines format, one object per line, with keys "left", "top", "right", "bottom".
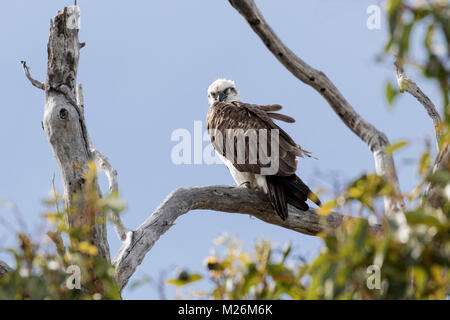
{"left": 210, "top": 92, "right": 216, "bottom": 98}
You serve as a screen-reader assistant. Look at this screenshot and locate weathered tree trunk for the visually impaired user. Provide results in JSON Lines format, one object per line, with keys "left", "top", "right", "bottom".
{"left": 44, "top": 7, "right": 109, "bottom": 259}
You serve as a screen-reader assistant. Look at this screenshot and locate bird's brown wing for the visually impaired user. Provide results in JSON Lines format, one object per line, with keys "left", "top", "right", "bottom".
{"left": 254, "top": 104, "right": 295, "bottom": 123}
{"left": 206, "top": 101, "right": 310, "bottom": 176}
{"left": 206, "top": 101, "right": 320, "bottom": 220}
{"left": 255, "top": 104, "right": 282, "bottom": 112}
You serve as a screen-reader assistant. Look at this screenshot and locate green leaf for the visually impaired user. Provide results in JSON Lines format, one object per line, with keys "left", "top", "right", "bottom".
{"left": 167, "top": 270, "right": 202, "bottom": 287}
{"left": 398, "top": 22, "right": 414, "bottom": 59}
{"left": 267, "top": 264, "right": 296, "bottom": 284}
{"left": 386, "top": 141, "right": 408, "bottom": 155}
{"left": 405, "top": 210, "right": 443, "bottom": 228}
{"left": 353, "top": 220, "right": 369, "bottom": 251}
{"left": 387, "top": 0, "right": 403, "bottom": 35}
{"left": 281, "top": 241, "right": 292, "bottom": 264}
{"left": 418, "top": 151, "right": 431, "bottom": 176}
{"left": 386, "top": 81, "right": 399, "bottom": 106}
{"left": 102, "top": 197, "right": 126, "bottom": 213}
{"left": 427, "top": 170, "right": 450, "bottom": 187}
{"left": 317, "top": 200, "right": 337, "bottom": 216}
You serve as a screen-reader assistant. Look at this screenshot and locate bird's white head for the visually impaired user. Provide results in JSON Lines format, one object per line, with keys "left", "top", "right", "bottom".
{"left": 207, "top": 78, "right": 241, "bottom": 105}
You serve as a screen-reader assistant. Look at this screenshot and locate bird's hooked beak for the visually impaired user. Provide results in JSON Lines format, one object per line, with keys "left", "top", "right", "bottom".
{"left": 217, "top": 91, "right": 227, "bottom": 102}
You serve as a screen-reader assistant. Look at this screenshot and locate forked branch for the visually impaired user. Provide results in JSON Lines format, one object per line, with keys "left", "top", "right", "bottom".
{"left": 228, "top": 0, "right": 404, "bottom": 214}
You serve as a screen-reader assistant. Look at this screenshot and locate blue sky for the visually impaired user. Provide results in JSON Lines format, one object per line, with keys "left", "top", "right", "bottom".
{"left": 0, "top": 1, "right": 442, "bottom": 299}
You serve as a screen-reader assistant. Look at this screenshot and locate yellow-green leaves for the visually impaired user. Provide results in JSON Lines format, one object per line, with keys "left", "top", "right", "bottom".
{"left": 386, "top": 141, "right": 408, "bottom": 155}
{"left": 386, "top": 81, "right": 399, "bottom": 106}
{"left": 167, "top": 270, "right": 202, "bottom": 286}
{"left": 78, "top": 241, "right": 99, "bottom": 256}
{"left": 418, "top": 150, "right": 431, "bottom": 176}
{"left": 346, "top": 174, "right": 395, "bottom": 211}
{"left": 317, "top": 200, "right": 338, "bottom": 216}
{"left": 384, "top": 0, "right": 449, "bottom": 109}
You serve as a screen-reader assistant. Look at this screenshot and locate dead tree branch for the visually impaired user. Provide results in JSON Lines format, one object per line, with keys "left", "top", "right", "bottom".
{"left": 393, "top": 62, "right": 445, "bottom": 208}
{"left": 426, "top": 145, "right": 450, "bottom": 208}
{"left": 228, "top": 0, "right": 404, "bottom": 214}
{"left": 395, "top": 61, "right": 442, "bottom": 149}
{"left": 112, "top": 185, "right": 378, "bottom": 290}
{"left": 76, "top": 84, "right": 130, "bottom": 242}
{"left": 20, "top": 61, "right": 45, "bottom": 90}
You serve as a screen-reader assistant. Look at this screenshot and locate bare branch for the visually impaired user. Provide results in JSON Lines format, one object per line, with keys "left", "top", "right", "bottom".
{"left": 0, "top": 260, "right": 12, "bottom": 277}
{"left": 395, "top": 61, "right": 442, "bottom": 149}
{"left": 76, "top": 84, "right": 130, "bottom": 242}
{"left": 91, "top": 149, "right": 130, "bottom": 242}
{"left": 425, "top": 145, "right": 450, "bottom": 208}
{"left": 228, "top": 0, "right": 403, "bottom": 214}
{"left": 47, "top": 231, "right": 67, "bottom": 262}
{"left": 392, "top": 63, "right": 445, "bottom": 208}
{"left": 113, "top": 185, "right": 380, "bottom": 290}
{"left": 20, "top": 61, "right": 45, "bottom": 90}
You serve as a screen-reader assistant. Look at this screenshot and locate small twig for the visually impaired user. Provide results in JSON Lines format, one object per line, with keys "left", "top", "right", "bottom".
{"left": 395, "top": 61, "right": 442, "bottom": 150}
{"left": 48, "top": 174, "right": 68, "bottom": 264}
{"left": 47, "top": 231, "right": 67, "bottom": 264}
{"left": 51, "top": 173, "right": 61, "bottom": 214}
{"left": 20, "top": 61, "right": 45, "bottom": 90}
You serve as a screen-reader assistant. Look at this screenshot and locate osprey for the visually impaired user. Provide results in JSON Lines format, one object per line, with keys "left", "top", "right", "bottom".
{"left": 206, "top": 78, "right": 320, "bottom": 220}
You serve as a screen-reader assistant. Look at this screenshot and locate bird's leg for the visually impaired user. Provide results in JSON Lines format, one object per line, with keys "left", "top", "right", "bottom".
{"left": 238, "top": 181, "right": 251, "bottom": 188}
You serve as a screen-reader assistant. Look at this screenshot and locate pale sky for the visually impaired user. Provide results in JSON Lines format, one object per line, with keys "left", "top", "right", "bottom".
{"left": 0, "top": 0, "right": 442, "bottom": 299}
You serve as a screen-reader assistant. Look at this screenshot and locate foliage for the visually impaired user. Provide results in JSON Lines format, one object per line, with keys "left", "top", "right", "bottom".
{"left": 168, "top": 149, "right": 449, "bottom": 299}
{"left": 383, "top": 0, "right": 449, "bottom": 110}
{"left": 0, "top": 163, "right": 123, "bottom": 299}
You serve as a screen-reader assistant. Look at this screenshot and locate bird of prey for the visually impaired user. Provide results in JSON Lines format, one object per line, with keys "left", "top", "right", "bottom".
{"left": 206, "top": 78, "right": 321, "bottom": 220}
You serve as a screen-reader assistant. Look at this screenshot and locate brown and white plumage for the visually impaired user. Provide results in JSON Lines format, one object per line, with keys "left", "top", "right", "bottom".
{"left": 206, "top": 78, "right": 320, "bottom": 220}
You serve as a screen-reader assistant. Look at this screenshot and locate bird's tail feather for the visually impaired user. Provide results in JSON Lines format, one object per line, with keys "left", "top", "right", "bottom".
{"left": 266, "top": 175, "right": 321, "bottom": 220}
{"left": 280, "top": 175, "right": 321, "bottom": 207}
{"left": 266, "top": 180, "right": 288, "bottom": 221}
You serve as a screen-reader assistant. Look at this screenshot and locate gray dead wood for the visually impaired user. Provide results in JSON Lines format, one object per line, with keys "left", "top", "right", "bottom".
{"left": 113, "top": 185, "right": 379, "bottom": 290}
{"left": 23, "top": 7, "right": 110, "bottom": 260}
